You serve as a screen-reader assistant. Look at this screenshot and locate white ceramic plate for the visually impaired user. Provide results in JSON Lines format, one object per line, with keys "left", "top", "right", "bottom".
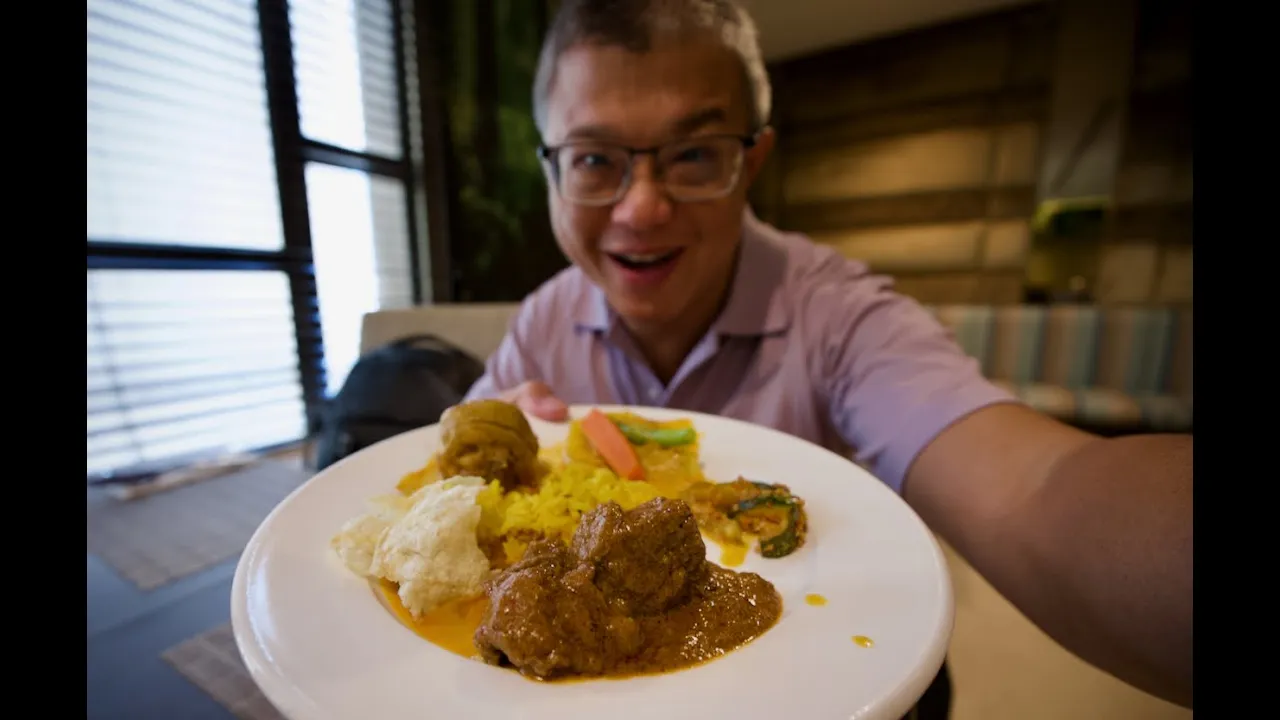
{"left": 232, "top": 405, "right": 953, "bottom": 720}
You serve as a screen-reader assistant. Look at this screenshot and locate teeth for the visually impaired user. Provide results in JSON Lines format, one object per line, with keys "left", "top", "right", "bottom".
{"left": 619, "top": 252, "right": 672, "bottom": 263}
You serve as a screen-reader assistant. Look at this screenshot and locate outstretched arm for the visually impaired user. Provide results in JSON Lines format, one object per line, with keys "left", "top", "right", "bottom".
{"left": 904, "top": 403, "right": 1193, "bottom": 708}
{"left": 817, "top": 279, "right": 1193, "bottom": 708}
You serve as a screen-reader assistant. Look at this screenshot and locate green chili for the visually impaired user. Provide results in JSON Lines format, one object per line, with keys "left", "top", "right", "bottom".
{"left": 614, "top": 422, "right": 697, "bottom": 447}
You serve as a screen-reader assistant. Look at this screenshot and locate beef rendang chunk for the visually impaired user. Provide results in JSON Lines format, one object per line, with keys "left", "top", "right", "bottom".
{"left": 474, "top": 497, "right": 782, "bottom": 680}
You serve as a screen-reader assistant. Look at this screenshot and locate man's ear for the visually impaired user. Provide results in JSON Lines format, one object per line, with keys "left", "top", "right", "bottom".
{"left": 742, "top": 126, "right": 776, "bottom": 187}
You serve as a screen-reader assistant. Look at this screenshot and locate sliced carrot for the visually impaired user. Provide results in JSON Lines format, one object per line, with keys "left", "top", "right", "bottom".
{"left": 579, "top": 409, "right": 645, "bottom": 481}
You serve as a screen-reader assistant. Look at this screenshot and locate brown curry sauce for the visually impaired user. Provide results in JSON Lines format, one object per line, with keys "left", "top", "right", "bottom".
{"left": 375, "top": 499, "right": 785, "bottom": 682}
{"left": 375, "top": 571, "right": 783, "bottom": 681}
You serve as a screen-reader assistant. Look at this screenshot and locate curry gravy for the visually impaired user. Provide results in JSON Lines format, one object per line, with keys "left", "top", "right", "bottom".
{"left": 373, "top": 580, "right": 487, "bottom": 659}
{"left": 605, "top": 565, "right": 782, "bottom": 677}
{"left": 376, "top": 566, "right": 782, "bottom": 681}
{"left": 718, "top": 541, "right": 748, "bottom": 567}
{"left": 372, "top": 545, "right": 771, "bottom": 664}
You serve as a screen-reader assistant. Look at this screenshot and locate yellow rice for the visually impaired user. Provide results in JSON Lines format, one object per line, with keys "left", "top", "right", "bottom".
{"left": 474, "top": 462, "right": 659, "bottom": 563}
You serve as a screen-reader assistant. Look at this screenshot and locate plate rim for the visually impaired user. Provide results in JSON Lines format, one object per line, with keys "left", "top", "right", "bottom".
{"left": 231, "top": 403, "right": 954, "bottom": 720}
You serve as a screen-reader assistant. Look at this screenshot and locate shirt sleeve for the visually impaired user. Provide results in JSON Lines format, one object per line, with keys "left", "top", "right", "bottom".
{"left": 816, "top": 276, "right": 1021, "bottom": 495}
{"left": 462, "top": 300, "right": 543, "bottom": 402}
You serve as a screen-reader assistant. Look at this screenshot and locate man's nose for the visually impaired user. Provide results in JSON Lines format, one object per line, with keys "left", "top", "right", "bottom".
{"left": 610, "top": 158, "right": 672, "bottom": 229}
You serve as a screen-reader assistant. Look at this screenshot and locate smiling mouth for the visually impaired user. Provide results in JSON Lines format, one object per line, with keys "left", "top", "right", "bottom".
{"left": 607, "top": 249, "right": 683, "bottom": 270}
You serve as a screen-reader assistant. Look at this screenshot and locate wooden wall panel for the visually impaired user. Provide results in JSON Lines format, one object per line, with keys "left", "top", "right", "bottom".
{"left": 812, "top": 223, "right": 984, "bottom": 273}
{"left": 891, "top": 273, "right": 984, "bottom": 305}
{"left": 783, "top": 87, "right": 1048, "bottom": 154}
{"left": 1114, "top": 161, "right": 1193, "bottom": 205}
{"left": 1095, "top": 243, "right": 1160, "bottom": 304}
{"left": 766, "top": 4, "right": 1056, "bottom": 306}
{"left": 784, "top": 129, "right": 995, "bottom": 204}
{"left": 891, "top": 270, "right": 1025, "bottom": 305}
{"left": 775, "top": 11, "right": 1020, "bottom": 126}
{"left": 983, "top": 221, "right": 1031, "bottom": 269}
{"left": 1111, "top": 201, "right": 1193, "bottom": 244}
{"left": 785, "top": 122, "right": 1041, "bottom": 206}
{"left": 992, "top": 123, "right": 1041, "bottom": 185}
{"left": 812, "top": 219, "right": 1032, "bottom": 275}
{"left": 1155, "top": 246, "right": 1192, "bottom": 304}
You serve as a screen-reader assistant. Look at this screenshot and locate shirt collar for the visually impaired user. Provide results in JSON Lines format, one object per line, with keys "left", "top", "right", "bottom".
{"left": 573, "top": 208, "right": 792, "bottom": 338}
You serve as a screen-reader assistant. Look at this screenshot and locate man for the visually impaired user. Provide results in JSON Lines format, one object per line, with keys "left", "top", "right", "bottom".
{"left": 464, "top": 0, "right": 1193, "bottom": 712}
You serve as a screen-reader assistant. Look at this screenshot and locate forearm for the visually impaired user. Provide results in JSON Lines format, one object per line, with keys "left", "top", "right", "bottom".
{"left": 1013, "top": 433, "right": 1192, "bottom": 705}
{"left": 953, "top": 433, "right": 1194, "bottom": 707}
{"left": 904, "top": 403, "right": 1193, "bottom": 708}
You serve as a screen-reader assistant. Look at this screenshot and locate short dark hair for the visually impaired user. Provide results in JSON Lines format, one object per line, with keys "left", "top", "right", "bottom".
{"left": 532, "top": 0, "right": 772, "bottom": 135}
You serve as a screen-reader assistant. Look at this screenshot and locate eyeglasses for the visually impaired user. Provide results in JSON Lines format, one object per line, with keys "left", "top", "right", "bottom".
{"left": 536, "top": 133, "right": 759, "bottom": 207}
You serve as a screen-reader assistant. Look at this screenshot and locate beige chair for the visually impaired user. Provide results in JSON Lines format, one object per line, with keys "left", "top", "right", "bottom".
{"left": 359, "top": 302, "right": 521, "bottom": 363}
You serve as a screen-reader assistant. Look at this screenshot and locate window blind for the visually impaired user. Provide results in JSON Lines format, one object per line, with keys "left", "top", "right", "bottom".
{"left": 289, "top": 0, "right": 403, "bottom": 158}
{"left": 87, "top": 269, "right": 308, "bottom": 477}
{"left": 290, "top": 0, "right": 418, "bottom": 394}
{"left": 87, "top": 0, "right": 285, "bottom": 250}
{"left": 305, "top": 162, "right": 413, "bottom": 396}
{"left": 87, "top": 0, "right": 309, "bottom": 478}
{"left": 87, "top": 0, "right": 424, "bottom": 477}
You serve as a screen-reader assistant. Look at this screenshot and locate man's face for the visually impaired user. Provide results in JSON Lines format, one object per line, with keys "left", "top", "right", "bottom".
{"left": 540, "top": 39, "right": 774, "bottom": 328}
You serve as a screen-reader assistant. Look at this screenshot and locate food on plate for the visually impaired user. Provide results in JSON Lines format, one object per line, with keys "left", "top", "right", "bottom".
{"left": 396, "top": 458, "right": 440, "bottom": 495}
{"left": 615, "top": 421, "right": 697, "bottom": 447}
{"left": 474, "top": 462, "right": 660, "bottom": 568}
{"left": 372, "top": 402, "right": 809, "bottom": 570}
{"left": 682, "top": 477, "right": 809, "bottom": 558}
{"left": 329, "top": 401, "right": 809, "bottom": 675}
{"left": 437, "top": 399, "right": 542, "bottom": 491}
{"left": 331, "top": 476, "right": 490, "bottom": 618}
{"left": 578, "top": 408, "right": 645, "bottom": 480}
{"left": 566, "top": 410, "right": 705, "bottom": 497}
{"left": 475, "top": 497, "right": 782, "bottom": 680}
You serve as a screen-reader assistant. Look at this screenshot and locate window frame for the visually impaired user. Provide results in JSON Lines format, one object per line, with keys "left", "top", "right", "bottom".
{"left": 86, "top": 0, "right": 439, "bottom": 453}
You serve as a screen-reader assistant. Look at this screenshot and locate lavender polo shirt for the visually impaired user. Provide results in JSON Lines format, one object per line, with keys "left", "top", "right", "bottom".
{"left": 464, "top": 210, "right": 1019, "bottom": 494}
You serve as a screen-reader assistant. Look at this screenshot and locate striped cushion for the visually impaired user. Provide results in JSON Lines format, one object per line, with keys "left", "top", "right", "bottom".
{"left": 988, "top": 306, "right": 1046, "bottom": 384}
{"left": 1001, "top": 384, "right": 1192, "bottom": 431}
{"left": 1040, "top": 306, "right": 1100, "bottom": 390}
{"left": 1167, "top": 309, "right": 1193, "bottom": 399}
{"left": 931, "top": 305, "right": 995, "bottom": 375}
{"left": 1010, "top": 382, "right": 1078, "bottom": 420}
{"left": 1074, "top": 387, "right": 1145, "bottom": 426}
{"left": 926, "top": 302, "right": 1191, "bottom": 432}
{"left": 1095, "top": 308, "right": 1177, "bottom": 396}
{"left": 1138, "top": 394, "right": 1194, "bottom": 431}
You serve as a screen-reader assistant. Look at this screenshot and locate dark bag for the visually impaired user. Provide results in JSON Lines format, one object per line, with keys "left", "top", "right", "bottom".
{"left": 310, "top": 334, "right": 485, "bottom": 470}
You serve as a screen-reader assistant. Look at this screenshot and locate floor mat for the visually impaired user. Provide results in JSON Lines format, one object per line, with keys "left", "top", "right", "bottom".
{"left": 163, "top": 623, "right": 285, "bottom": 720}
{"left": 87, "top": 459, "right": 311, "bottom": 591}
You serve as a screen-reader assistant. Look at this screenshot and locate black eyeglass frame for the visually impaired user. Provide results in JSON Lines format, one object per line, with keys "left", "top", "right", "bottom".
{"left": 535, "top": 132, "right": 761, "bottom": 206}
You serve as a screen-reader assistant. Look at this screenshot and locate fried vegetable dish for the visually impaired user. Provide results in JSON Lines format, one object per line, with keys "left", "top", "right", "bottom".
{"left": 682, "top": 477, "right": 809, "bottom": 558}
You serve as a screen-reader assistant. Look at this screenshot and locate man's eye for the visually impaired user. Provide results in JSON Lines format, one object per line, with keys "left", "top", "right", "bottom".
{"left": 573, "top": 153, "right": 613, "bottom": 169}
{"left": 673, "top": 146, "right": 715, "bottom": 163}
